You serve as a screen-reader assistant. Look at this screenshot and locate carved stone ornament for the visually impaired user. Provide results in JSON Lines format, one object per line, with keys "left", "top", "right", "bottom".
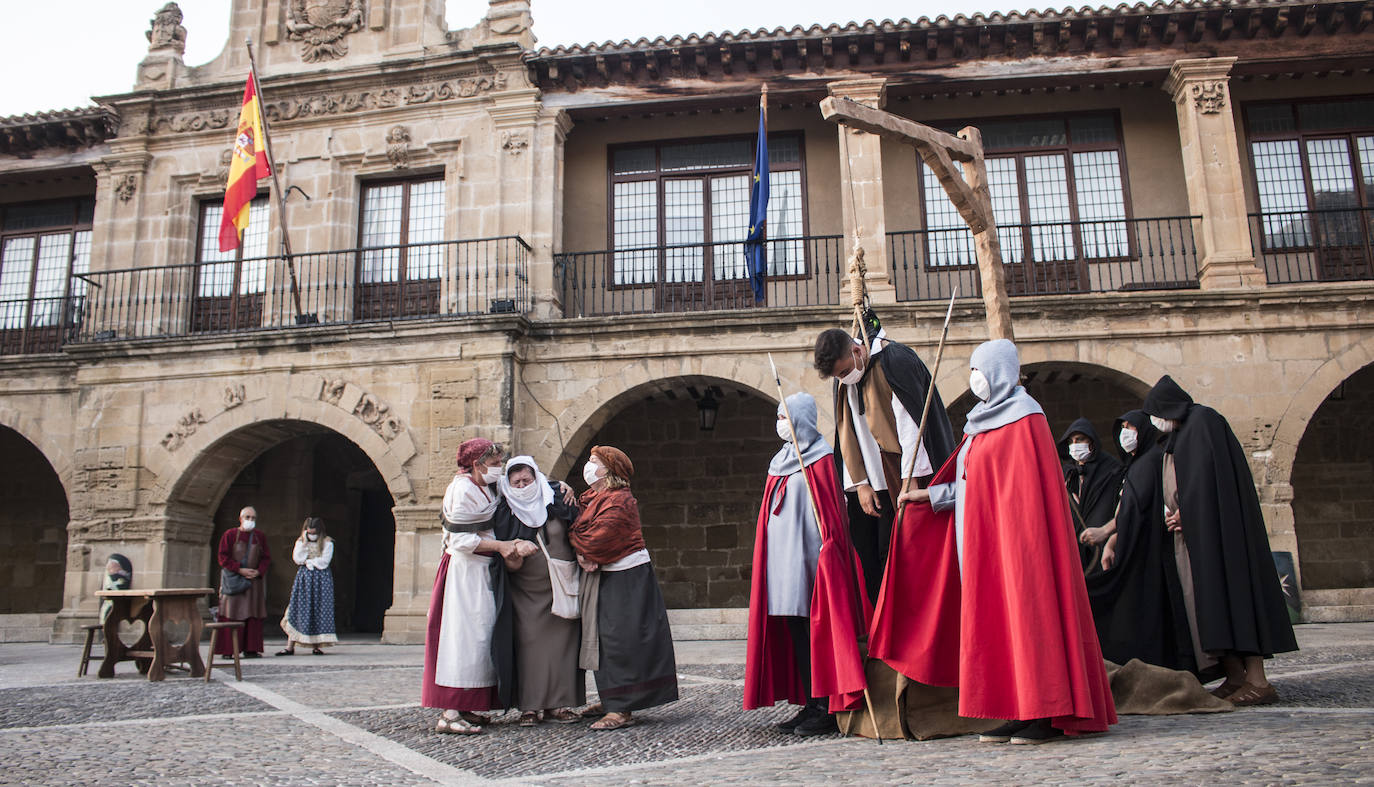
{"left": 318, "top": 378, "right": 403, "bottom": 442}
{"left": 146, "top": 2, "right": 187, "bottom": 56}
{"left": 223, "top": 383, "right": 246, "bottom": 409}
{"left": 386, "top": 125, "right": 411, "bottom": 169}
{"left": 287, "top": 0, "right": 366, "bottom": 63}
{"left": 160, "top": 408, "right": 207, "bottom": 452}
{"left": 216, "top": 149, "right": 233, "bottom": 187}
{"left": 501, "top": 129, "right": 529, "bottom": 155}
{"left": 114, "top": 174, "right": 138, "bottom": 203}
{"left": 1190, "top": 81, "right": 1228, "bottom": 115}
{"left": 153, "top": 72, "right": 507, "bottom": 134}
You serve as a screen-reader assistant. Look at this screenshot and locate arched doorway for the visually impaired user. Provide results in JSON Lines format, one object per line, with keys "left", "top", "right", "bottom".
{"left": 947, "top": 361, "right": 1148, "bottom": 443}
{"left": 196, "top": 420, "right": 397, "bottom": 637}
{"left": 1291, "top": 362, "right": 1374, "bottom": 590}
{"left": 567, "top": 376, "right": 778, "bottom": 608}
{"left": 0, "top": 426, "right": 68, "bottom": 615}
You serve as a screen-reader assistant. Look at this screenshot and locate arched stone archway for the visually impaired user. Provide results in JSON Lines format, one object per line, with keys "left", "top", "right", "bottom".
{"left": 0, "top": 426, "right": 69, "bottom": 624}
{"left": 1289, "top": 361, "right": 1374, "bottom": 593}
{"left": 1271, "top": 335, "right": 1374, "bottom": 484}
{"left": 560, "top": 374, "right": 781, "bottom": 608}
{"left": 0, "top": 403, "right": 73, "bottom": 511}
{"left": 170, "top": 419, "right": 398, "bottom": 639}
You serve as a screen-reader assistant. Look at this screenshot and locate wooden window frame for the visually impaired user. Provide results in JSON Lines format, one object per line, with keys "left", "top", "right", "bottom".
{"left": 1244, "top": 96, "right": 1374, "bottom": 254}
{"left": 0, "top": 198, "right": 94, "bottom": 349}
{"left": 915, "top": 110, "right": 1137, "bottom": 270}
{"left": 355, "top": 172, "right": 446, "bottom": 319}
{"left": 194, "top": 194, "right": 270, "bottom": 291}
{"left": 605, "top": 131, "right": 811, "bottom": 290}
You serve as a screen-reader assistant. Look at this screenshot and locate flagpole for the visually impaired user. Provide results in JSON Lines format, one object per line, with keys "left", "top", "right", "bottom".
{"left": 244, "top": 36, "right": 305, "bottom": 321}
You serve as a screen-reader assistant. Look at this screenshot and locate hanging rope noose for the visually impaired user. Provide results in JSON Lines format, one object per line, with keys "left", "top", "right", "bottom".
{"left": 840, "top": 120, "right": 872, "bottom": 349}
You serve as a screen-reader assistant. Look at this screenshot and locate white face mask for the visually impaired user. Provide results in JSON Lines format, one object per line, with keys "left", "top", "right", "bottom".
{"left": 969, "top": 369, "right": 991, "bottom": 402}
{"left": 776, "top": 418, "right": 792, "bottom": 441}
{"left": 241, "top": 519, "right": 256, "bottom": 531}
{"left": 1150, "top": 415, "right": 1175, "bottom": 434}
{"left": 481, "top": 467, "right": 503, "bottom": 485}
{"left": 1068, "top": 442, "right": 1093, "bottom": 462}
{"left": 583, "top": 461, "right": 603, "bottom": 487}
{"left": 508, "top": 480, "right": 543, "bottom": 503}
{"left": 306, "top": 533, "right": 319, "bottom": 541}
{"left": 1118, "top": 428, "right": 1139, "bottom": 454}
{"left": 837, "top": 348, "right": 864, "bottom": 386}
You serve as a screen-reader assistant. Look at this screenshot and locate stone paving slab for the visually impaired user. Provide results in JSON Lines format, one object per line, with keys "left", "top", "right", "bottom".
{"left": 518, "top": 709, "right": 1374, "bottom": 786}
{"left": 252, "top": 666, "right": 422, "bottom": 710}
{"left": 334, "top": 681, "right": 808, "bottom": 780}
{"left": 0, "top": 713, "right": 440, "bottom": 787}
{"left": 0, "top": 680, "right": 271, "bottom": 729}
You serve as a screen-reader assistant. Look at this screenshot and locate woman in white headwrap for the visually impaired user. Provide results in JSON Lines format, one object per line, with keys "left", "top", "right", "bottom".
{"left": 492, "top": 456, "right": 585, "bottom": 727}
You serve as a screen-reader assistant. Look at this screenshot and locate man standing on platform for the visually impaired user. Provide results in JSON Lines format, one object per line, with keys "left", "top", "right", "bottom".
{"left": 216, "top": 506, "right": 271, "bottom": 659}
{"left": 813, "top": 321, "right": 958, "bottom": 599}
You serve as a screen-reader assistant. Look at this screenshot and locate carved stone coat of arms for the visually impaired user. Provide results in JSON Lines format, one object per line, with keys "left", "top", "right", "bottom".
{"left": 287, "top": 0, "right": 366, "bottom": 63}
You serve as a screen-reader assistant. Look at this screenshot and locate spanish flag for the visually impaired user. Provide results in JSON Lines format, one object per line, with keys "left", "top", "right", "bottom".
{"left": 218, "top": 72, "right": 272, "bottom": 252}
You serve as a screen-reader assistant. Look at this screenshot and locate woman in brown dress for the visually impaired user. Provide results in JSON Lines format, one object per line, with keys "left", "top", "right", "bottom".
{"left": 492, "top": 456, "right": 584, "bottom": 726}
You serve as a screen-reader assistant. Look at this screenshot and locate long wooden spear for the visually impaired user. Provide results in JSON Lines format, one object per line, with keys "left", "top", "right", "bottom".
{"left": 898, "top": 287, "right": 958, "bottom": 508}
{"left": 767, "top": 354, "right": 882, "bottom": 744}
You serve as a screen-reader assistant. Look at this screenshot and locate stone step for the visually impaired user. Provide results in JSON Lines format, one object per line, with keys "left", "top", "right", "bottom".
{"left": 1302, "top": 605, "right": 1374, "bottom": 624}
{"left": 0, "top": 613, "right": 57, "bottom": 643}
{"left": 670, "top": 623, "right": 748, "bottom": 641}
{"left": 667, "top": 608, "right": 748, "bottom": 626}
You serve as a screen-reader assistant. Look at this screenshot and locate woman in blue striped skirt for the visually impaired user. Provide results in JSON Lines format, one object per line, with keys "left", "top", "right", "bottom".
{"left": 277, "top": 517, "right": 338, "bottom": 655}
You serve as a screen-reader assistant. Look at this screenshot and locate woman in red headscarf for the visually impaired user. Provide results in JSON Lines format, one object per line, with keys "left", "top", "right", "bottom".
{"left": 422, "top": 438, "right": 538, "bottom": 735}
{"left": 569, "top": 446, "right": 679, "bottom": 730}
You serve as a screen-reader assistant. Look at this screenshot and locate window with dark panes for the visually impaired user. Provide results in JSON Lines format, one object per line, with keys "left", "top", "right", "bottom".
{"left": 356, "top": 176, "right": 445, "bottom": 318}
{"left": 1245, "top": 98, "right": 1374, "bottom": 250}
{"left": 609, "top": 134, "right": 807, "bottom": 285}
{"left": 920, "top": 113, "right": 1131, "bottom": 266}
{"left": 0, "top": 198, "right": 93, "bottom": 334}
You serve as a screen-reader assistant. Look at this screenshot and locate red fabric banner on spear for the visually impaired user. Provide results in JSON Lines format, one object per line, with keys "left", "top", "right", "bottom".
{"left": 218, "top": 73, "right": 272, "bottom": 252}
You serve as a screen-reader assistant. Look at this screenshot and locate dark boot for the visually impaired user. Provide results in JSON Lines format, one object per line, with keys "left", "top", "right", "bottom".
{"left": 794, "top": 700, "right": 837, "bottom": 737}
{"left": 775, "top": 705, "right": 811, "bottom": 733}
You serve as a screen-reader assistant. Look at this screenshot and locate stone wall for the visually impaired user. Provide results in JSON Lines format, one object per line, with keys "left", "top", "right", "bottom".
{"left": 0, "top": 428, "right": 68, "bottom": 614}
{"left": 1292, "top": 362, "right": 1374, "bottom": 589}
{"left": 568, "top": 390, "right": 778, "bottom": 608}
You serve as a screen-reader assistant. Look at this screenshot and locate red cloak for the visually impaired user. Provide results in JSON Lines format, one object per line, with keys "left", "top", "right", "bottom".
{"left": 745, "top": 454, "right": 872, "bottom": 712}
{"left": 869, "top": 413, "right": 1117, "bottom": 734}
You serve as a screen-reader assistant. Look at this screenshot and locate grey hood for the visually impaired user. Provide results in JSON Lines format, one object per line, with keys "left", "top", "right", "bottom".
{"left": 769, "top": 392, "right": 833, "bottom": 476}
{"left": 963, "top": 339, "right": 1045, "bottom": 436}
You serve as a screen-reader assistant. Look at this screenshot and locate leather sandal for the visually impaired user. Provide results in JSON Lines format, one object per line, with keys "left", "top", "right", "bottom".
{"left": 519, "top": 711, "right": 540, "bottom": 727}
{"left": 1209, "top": 679, "right": 1243, "bottom": 699}
{"left": 546, "top": 708, "right": 581, "bottom": 724}
{"left": 1227, "top": 683, "right": 1278, "bottom": 707}
{"left": 435, "top": 715, "right": 482, "bottom": 735}
{"left": 591, "top": 712, "right": 635, "bottom": 731}
{"left": 579, "top": 703, "right": 606, "bottom": 718}
{"left": 459, "top": 711, "right": 492, "bottom": 726}
{"left": 312, "top": 647, "right": 326, "bottom": 655}
{"left": 274, "top": 649, "right": 295, "bottom": 656}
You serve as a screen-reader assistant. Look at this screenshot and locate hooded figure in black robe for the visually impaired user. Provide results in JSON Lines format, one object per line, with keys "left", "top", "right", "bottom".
{"left": 1085, "top": 411, "right": 1202, "bottom": 673}
{"left": 1142, "top": 376, "right": 1298, "bottom": 669}
{"left": 1058, "top": 418, "right": 1125, "bottom": 577}
{"left": 822, "top": 325, "right": 958, "bottom": 601}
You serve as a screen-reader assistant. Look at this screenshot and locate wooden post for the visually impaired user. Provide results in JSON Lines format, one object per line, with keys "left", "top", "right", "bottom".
{"left": 820, "top": 96, "right": 1015, "bottom": 341}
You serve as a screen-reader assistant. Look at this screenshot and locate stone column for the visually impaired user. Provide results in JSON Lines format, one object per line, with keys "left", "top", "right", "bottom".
{"left": 1163, "top": 57, "right": 1266, "bottom": 289}
{"left": 382, "top": 504, "right": 443, "bottom": 644}
{"left": 827, "top": 78, "right": 896, "bottom": 305}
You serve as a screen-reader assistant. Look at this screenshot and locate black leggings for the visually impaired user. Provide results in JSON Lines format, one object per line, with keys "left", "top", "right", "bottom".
{"left": 784, "top": 615, "right": 821, "bottom": 706}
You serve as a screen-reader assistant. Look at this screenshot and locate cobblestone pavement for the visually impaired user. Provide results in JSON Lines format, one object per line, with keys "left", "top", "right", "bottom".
{"left": 0, "top": 624, "right": 1369, "bottom": 786}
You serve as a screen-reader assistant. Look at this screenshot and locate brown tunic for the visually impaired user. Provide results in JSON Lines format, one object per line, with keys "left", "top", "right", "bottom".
{"left": 218, "top": 528, "right": 269, "bottom": 621}
{"left": 1163, "top": 454, "right": 1217, "bottom": 672}
{"left": 508, "top": 515, "right": 585, "bottom": 711}
{"left": 836, "top": 360, "right": 908, "bottom": 505}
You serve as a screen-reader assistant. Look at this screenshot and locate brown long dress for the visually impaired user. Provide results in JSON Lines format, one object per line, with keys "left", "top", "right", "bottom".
{"left": 509, "top": 515, "right": 585, "bottom": 711}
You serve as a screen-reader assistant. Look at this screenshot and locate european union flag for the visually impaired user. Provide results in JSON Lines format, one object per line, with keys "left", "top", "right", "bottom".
{"left": 745, "top": 97, "right": 769, "bottom": 303}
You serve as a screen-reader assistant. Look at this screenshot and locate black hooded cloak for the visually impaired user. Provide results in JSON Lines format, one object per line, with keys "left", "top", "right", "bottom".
{"left": 1143, "top": 375, "right": 1298, "bottom": 658}
{"left": 1085, "top": 411, "right": 1200, "bottom": 673}
{"left": 1058, "top": 418, "right": 1126, "bottom": 576}
{"left": 831, "top": 336, "right": 958, "bottom": 600}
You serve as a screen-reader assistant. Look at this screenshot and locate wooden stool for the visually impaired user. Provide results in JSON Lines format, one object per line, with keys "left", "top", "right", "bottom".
{"left": 203, "top": 621, "right": 245, "bottom": 682}
{"left": 77, "top": 622, "right": 104, "bottom": 677}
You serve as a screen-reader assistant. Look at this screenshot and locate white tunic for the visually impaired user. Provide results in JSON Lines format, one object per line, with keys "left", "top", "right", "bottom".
{"left": 435, "top": 476, "right": 499, "bottom": 689}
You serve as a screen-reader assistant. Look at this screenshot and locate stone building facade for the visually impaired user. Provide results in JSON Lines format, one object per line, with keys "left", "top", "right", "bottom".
{"left": 1, "top": 0, "right": 1372, "bottom": 643}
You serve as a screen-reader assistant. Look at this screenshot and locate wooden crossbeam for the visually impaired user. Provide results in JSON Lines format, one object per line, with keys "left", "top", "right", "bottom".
{"left": 820, "top": 95, "right": 1015, "bottom": 340}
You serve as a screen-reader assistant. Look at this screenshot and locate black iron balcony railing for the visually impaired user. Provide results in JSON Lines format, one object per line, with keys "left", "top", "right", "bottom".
{"left": 555, "top": 235, "right": 844, "bottom": 318}
{"left": 0, "top": 296, "right": 83, "bottom": 355}
{"left": 62, "top": 236, "right": 529, "bottom": 346}
{"left": 891, "top": 216, "right": 1202, "bottom": 301}
{"left": 1250, "top": 207, "right": 1374, "bottom": 285}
